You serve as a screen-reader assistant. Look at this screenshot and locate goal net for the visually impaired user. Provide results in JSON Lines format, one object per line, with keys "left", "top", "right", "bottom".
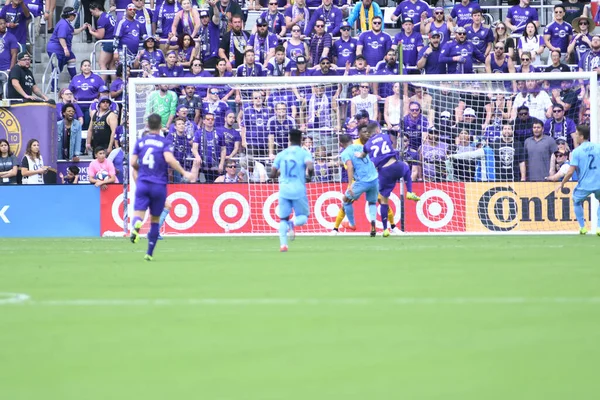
{"left": 125, "top": 72, "right": 598, "bottom": 235}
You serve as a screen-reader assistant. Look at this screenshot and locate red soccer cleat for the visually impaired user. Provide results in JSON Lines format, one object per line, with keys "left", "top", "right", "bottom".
{"left": 280, "top": 245, "right": 288, "bottom": 252}
{"left": 341, "top": 221, "right": 356, "bottom": 231}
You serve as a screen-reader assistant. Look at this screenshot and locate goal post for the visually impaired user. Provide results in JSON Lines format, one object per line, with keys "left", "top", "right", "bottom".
{"left": 125, "top": 72, "right": 598, "bottom": 235}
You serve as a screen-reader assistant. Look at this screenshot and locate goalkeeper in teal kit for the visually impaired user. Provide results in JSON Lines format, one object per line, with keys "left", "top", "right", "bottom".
{"left": 269, "top": 129, "right": 314, "bottom": 252}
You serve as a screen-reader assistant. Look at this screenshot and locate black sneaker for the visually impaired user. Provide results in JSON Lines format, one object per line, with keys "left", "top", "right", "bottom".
{"left": 370, "top": 221, "right": 376, "bottom": 237}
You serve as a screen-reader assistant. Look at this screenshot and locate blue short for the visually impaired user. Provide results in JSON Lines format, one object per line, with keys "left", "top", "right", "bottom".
{"left": 134, "top": 181, "right": 167, "bottom": 217}
{"left": 573, "top": 188, "right": 600, "bottom": 204}
{"left": 102, "top": 41, "right": 115, "bottom": 53}
{"left": 278, "top": 196, "right": 309, "bottom": 219}
{"left": 346, "top": 179, "right": 378, "bottom": 203}
{"left": 49, "top": 51, "right": 76, "bottom": 71}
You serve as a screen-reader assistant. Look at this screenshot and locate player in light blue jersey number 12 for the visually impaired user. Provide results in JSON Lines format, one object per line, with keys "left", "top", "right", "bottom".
{"left": 556, "top": 125, "right": 600, "bottom": 235}
{"left": 269, "top": 129, "right": 315, "bottom": 252}
{"left": 339, "top": 133, "right": 380, "bottom": 237}
{"left": 130, "top": 114, "right": 196, "bottom": 261}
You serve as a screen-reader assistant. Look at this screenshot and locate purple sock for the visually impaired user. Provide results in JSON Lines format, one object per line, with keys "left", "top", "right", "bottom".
{"left": 403, "top": 164, "right": 413, "bottom": 193}
{"left": 147, "top": 222, "right": 159, "bottom": 256}
{"left": 380, "top": 203, "right": 389, "bottom": 230}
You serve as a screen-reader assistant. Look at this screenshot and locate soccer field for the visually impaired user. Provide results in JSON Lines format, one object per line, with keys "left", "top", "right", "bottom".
{"left": 1, "top": 236, "right": 599, "bottom": 399}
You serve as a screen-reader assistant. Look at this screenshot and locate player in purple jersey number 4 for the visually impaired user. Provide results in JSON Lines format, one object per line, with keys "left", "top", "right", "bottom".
{"left": 356, "top": 122, "right": 421, "bottom": 237}
{"left": 130, "top": 114, "right": 197, "bottom": 261}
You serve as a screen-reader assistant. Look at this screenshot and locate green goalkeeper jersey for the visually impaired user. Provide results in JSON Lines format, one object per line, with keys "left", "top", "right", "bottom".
{"left": 145, "top": 90, "right": 178, "bottom": 127}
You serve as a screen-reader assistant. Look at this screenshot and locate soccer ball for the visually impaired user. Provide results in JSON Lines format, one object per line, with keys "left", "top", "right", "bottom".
{"left": 96, "top": 170, "right": 109, "bottom": 181}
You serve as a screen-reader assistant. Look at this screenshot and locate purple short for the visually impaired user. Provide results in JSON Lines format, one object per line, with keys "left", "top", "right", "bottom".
{"left": 378, "top": 161, "right": 409, "bottom": 198}
{"left": 134, "top": 181, "right": 167, "bottom": 217}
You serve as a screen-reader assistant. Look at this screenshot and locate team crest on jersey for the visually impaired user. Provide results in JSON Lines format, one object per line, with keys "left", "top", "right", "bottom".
{"left": 81, "top": 83, "right": 90, "bottom": 90}
{"left": 341, "top": 48, "right": 352, "bottom": 57}
{"left": 132, "top": 30, "right": 139, "bottom": 37}
{"left": 471, "top": 36, "right": 480, "bottom": 45}
{"left": 370, "top": 41, "right": 381, "bottom": 49}
{"left": 138, "top": 16, "right": 146, "bottom": 23}
{"left": 558, "top": 30, "right": 567, "bottom": 38}
{"left": 460, "top": 48, "right": 469, "bottom": 57}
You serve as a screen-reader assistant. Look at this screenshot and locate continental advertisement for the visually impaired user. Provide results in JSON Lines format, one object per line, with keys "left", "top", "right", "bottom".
{"left": 465, "top": 182, "right": 589, "bottom": 232}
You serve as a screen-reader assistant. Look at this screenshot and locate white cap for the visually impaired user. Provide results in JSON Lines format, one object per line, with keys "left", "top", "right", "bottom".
{"left": 464, "top": 108, "right": 476, "bottom": 117}
{"left": 440, "top": 111, "right": 451, "bottom": 119}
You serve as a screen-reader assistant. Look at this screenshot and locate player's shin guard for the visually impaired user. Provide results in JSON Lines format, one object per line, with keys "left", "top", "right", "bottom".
{"left": 574, "top": 201, "right": 585, "bottom": 229}
{"left": 368, "top": 203, "right": 377, "bottom": 222}
{"left": 343, "top": 202, "right": 355, "bottom": 227}
{"left": 294, "top": 215, "right": 308, "bottom": 226}
{"left": 279, "top": 219, "right": 289, "bottom": 246}
{"left": 147, "top": 223, "right": 159, "bottom": 256}
{"left": 131, "top": 216, "right": 143, "bottom": 231}
{"left": 380, "top": 203, "right": 389, "bottom": 230}
{"left": 334, "top": 208, "right": 346, "bottom": 229}
{"left": 158, "top": 207, "right": 169, "bottom": 230}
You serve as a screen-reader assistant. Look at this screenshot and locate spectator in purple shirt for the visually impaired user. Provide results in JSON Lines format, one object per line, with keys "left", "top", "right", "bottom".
{"left": 392, "top": 17, "right": 423, "bottom": 73}
{"left": 308, "top": 17, "right": 333, "bottom": 67}
{"left": 374, "top": 49, "right": 399, "bottom": 98}
{"left": 46, "top": 7, "right": 88, "bottom": 81}
{"left": 466, "top": 9, "right": 494, "bottom": 58}
{"left": 450, "top": 0, "right": 477, "bottom": 28}
{"left": 439, "top": 26, "right": 486, "bottom": 74}
{"left": 260, "top": 0, "right": 286, "bottom": 38}
{"left": 88, "top": 4, "right": 116, "bottom": 80}
{"left": 133, "top": 0, "right": 154, "bottom": 39}
{"left": 567, "top": 16, "right": 594, "bottom": 64}
{"left": 305, "top": 0, "right": 343, "bottom": 37}
{"left": 134, "top": 35, "right": 165, "bottom": 71}
{"left": 331, "top": 21, "right": 357, "bottom": 68}
{"left": 391, "top": 0, "right": 431, "bottom": 27}
{"left": 69, "top": 59, "right": 104, "bottom": 127}
{"left": 284, "top": 0, "right": 309, "bottom": 36}
{"left": 113, "top": 4, "right": 142, "bottom": 63}
{"left": 505, "top": 0, "right": 539, "bottom": 35}
{"left": 0, "top": 18, "right": 18, "bottom": 75}
{"left": 197, "top": 7, "right": 222, "bottom": 69}
{"left": 152, "top": 0, "right": 180, "bottom": 48}
{"left": 417, "top": 30, "right": 444, "bottom": 74}
{"left": 0, "top": 0, "right": 30, "bottom": 47}
{"left": 544, "top": 5, "right": 573, "bottom": 62}
{"left": 356, "top": 16, "right": 392, "bottom": 67}
{"left": 247, "top": 17, "right": 278, "bottom": 67}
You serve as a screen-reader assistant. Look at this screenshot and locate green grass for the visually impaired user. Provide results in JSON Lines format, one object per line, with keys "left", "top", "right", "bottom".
{"left": 1, "top": 236, "right": 600, "bottom": 399}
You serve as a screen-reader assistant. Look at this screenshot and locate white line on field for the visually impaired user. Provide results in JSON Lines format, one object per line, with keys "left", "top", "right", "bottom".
{"left": 2, "top": 293, "right": 600, "bottom": 307}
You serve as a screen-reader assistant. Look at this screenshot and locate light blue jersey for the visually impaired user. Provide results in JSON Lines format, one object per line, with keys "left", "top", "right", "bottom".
{"left": 273, "top": 145, "right": 312, "bottom": 200}
{"left": 571, "top": 142, "right": 600, "bottom": 192}
{"left": 340, "top": 144, "right": 378, "bottom": 182}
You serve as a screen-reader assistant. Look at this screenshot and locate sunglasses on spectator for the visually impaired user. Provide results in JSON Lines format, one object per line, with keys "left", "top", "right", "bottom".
{"left": 403, "top": 139, "right": 410, "bottom": 142}
{"left": 226, "top": 165, "right": 237, "bottom": 168}
{"left": 495, "top": 46, "right": 504, "bottom": 49}
{"left": 521, "top": 58, "right": 530, "bottom": 61}
{"left": 555, "top": 152, "right": 567, "bottom": 157}
{"left": 434, "top": 11, "right": 444, "bottom": 15}
{"left": 253, "top": 96, "right": 262, "bottom": 100}
{"left": 316, "top": 24, "right": 324, "bottom": 28}
{"left": 269, "top": 2, "right": 278, "bottom": 4}
{"left": 554, "top": 10, "right": 563, "bottom": 13}
{"left": 410, "top": 108, "right": 420, "bottom": 112}
{"left": 579, "top": 21, "right": 589, "bottom": 25}
{"left": 553, "top": 109, "right": 564, "bottom": 113}
{"left": 360, "top": 85, "right": 369, "bottom": 88}
{"left": 204, "top": 117, "right": 215, "bottom": 120}
{"left": 63, "top": 92, "right": 73, "bottom": 95}
{"left": 497, "top": 26, "right": 506, "bottom": 30}
{"left": 456, "top": 32, "right": 466, "bottom": 35}
{"left": 258, "top": 24, "right": 268, "bottom": 27}
{"left": 192, "top": 63, "right": 202, "bottom": 66}
{"left": 584, "top": 113, "right": 591, "bottom": 117}
{"left": 210, "top": 90, "right": 219, "bottom": 94}
{"left": 291, "top": 29, "right": 300, "bottom": 32}
{"left": 321, "top": 61, "right": 330, "bottom": 65}
{"left": 372, "top": 21, "right": 382, "bottom": 25}
{"left": 518, "top": 112, "right": 528, "bottom": 116}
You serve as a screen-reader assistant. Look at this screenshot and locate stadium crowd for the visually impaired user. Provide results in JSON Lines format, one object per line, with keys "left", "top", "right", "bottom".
{"left": 0, "top": 0, "right": 598, "bottom": 185}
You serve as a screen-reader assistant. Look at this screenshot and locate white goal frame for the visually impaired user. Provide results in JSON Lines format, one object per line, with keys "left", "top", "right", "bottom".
{"left": 127, "top": 72, "right": 599, "bottom": 235}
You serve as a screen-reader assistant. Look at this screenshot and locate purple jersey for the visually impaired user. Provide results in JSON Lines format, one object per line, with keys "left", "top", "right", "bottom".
{"left": 133, "top": 134, "right": 172, "bottom": 184}
{"left": 570, "top": 34, "right": 591, "bottom": 63}
{"left": 260, "top": 11, "right": 285, "bottom": 36}
{"left": 393, "top": 31, "right": 423, "bottom": 67}
{"left": 114, "top": 18, "right": 141, "bottom": 56}
{"left": 56, "top": 102, "right": 84, "bottom": 122}
{"left": 134, "top": 8, "right": 153, "bottom": 38}
{"left": 305, "top": 6, "right": 343, "bottom": 36}
{"left": 69, "top": 73, "right": 104, "bottom": 101}
{"left": 450, "top": 2, "right": 476, "bottom": 27}
{"left": 97, "top": 12, "right": 116, "bottom": 40}
{"left": 417, "top": 46, "right": 444, "bottom": 74}
{"left": 439, "top": 40, "right": 485, "bottom": 74}
{"left": 47, "top": 18, "right": 74, "bottom": 55}
{"left": 248, "top": 33, "right": 278, "bottom": 64}
{"left": 403, "top": 114, "right": 429, "bottom": 150}
{"left": 140, "top": 49, "right": 165, "bottom": 69}
{"left": 506, "top": 5, "right": 538, "bottom": 35}
{"left": 152, "top": 1, "right": 180, "bottom": 38}
{"left": 202, "top": 100, "right": 230, "bottom": 128}
{"left": 267, "top": 116, "right": 296, "bottom": 148}
{"left": 168, "top": 131, "right": 193, "bottom": 167}
{"left": 331, "top": 37, "right": 357, "bottom": 67}
{"left": 543, "top": 21, "right": 573, "bottom": 53}
{"left": 358, "top": 31, "right": 392, "bottom": 67}
{"left": 393, "top": 0, "right": 431, "bottom": 22}
{"left": 0, "top": 31, "right": 18, "bottom": 70}
{"left": 156, "top": 63, "right": 184, "bottom": 78}
{"left": 236, "top": 62, "right": 266, "bottom": 77}
{"left": 240, "top": 106, "right": 272, "bottom": 146}
{"left": 219, "top": 127, "right": 241, "bottom": 156}
{"left": 429, "top": 22, "right": 451, "bottom": 44}
{"left": 285, "top": 41, "right": 306, "bottom": 68}
{"left": 466, "top": 25, "right": 494, "bottom": 55}
{"left": 363, "top": 133, "right": 397, "bottom": 170}
{"left": 24, "top": 0, "right": 42, "bottom": 17}
{"left": 110, "top": 78, "right": 124, "bottom": 101}
{"left": 420, "top": 141, "right": 448, "bottom": 181}
{"left": 0, "top": 4, "right": 29, "bottom": 45}
{"left": 309, "top": 33, "right": 333, "bottom": 65}
{"left": 197, "top": 20, "right": 220, "bottom": 62}
{"left": 193, "top": 128, "right": 221, "bottom": 168}
{"left": 285, "top": 5, "right": 310, "bottom": 33}
{"left": 374, "top": 60, "right": 400, "bottom": 97}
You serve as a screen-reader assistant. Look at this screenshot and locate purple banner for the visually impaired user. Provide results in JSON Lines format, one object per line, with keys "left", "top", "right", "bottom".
{"left": 0, "top": 103, "right": 57, "bottom": 169}
{"left": 56, "top": 161, "right": 91, "bottom": 184}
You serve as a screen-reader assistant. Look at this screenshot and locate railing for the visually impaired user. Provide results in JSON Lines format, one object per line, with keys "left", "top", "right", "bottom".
{"left": 0, "top": 71, "right": 8, "bottom": 99}
{"left": 41, "top": 53, "right": 59, "bottom": 101}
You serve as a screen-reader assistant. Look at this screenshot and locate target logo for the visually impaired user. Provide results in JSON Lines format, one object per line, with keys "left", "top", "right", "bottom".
{"left": 364, "top": 193, "right": 401, "bottom": 229}
{"left": 416, "top": 189, "right": 454, "bottom": 229}
{"left": 165, "top": 192, "right": 200, "bottom": 231}
{"left": 212, "top": 192, "right": 250, "bottom": 231}
{"left": 262, "top": 193, "right": 281, "bottom": 229}
{"left": 111, "top": 192, "right": 125, "bottom": 227}
{"left": 314, "top": 191, "right": 344, "bottom": 229}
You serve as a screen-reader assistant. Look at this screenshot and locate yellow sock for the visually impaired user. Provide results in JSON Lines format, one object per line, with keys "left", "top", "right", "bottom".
{"left": 387, "top": 207, "right": 394, "bottom": 226}
{"left": 334, "top": 207, "right": 346, "bottom": 229}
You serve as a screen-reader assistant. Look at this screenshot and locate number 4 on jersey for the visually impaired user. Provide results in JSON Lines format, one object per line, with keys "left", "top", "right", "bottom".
{"left": 142, "top": 148, "right": 155, "bottom": 169}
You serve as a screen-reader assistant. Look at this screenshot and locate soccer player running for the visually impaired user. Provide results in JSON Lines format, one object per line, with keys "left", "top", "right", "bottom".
{"left": 356, "top": 122, "right": 421, "bottom": 237}
{"left": 339, "top": 133, "right": 380, "bottom": 237}
{"left": 269, "top": 129, "right": 314, "bottom": 252}
{"left": 130, "top": 114, "right": 196, "bottom": 261}
{"left": 555, "top": 125, "right": 600, "bottom": 235}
